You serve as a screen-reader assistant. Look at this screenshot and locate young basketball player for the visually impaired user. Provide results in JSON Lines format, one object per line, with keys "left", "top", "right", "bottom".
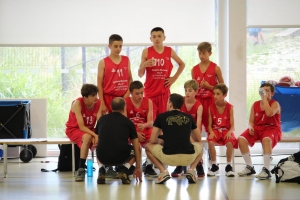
{"left": 207, "top": 83, "right": 237, "bottom": 177}
{"left": 138, "top": 27, "right": 185, "bottom": 119}
{"left": 238, "top": 83, "right": 281, "bottom": 180}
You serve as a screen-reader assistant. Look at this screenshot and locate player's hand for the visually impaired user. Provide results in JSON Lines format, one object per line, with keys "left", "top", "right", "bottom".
{"left": 100, "top": 103, "right": 108, "bottom": 116}
{"left": 137, "top": 132, "right": 146, "bottom": 142}
{"left": 92, "top": 135, "right": 98, "bottom": 146}
{"left": 165, "top": 76, "right": 177, "bottom": 87}
{"left": 208, "top": 133, "right": 215, "bottom": 139}
{"left": 200, "top": 80, "right": 210, "bottom": 89}
{"left": 249, "top": 127, "right": 254, "bottom": 136}
{"left": 137, "top": 123, "right": 146, "bottom": 131}
{"left": 133, "top": 167, "right": 143, "bottom": 182}
{"left": 144, "top": 59, "right": 155, "bottom": 67}
{"left": 224, "top": 132, "right": 231, "bottom": 139}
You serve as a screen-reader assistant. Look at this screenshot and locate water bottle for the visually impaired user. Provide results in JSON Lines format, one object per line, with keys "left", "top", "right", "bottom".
{"left": 259, "top": 88, "right": 266, "bottom": 96}
{"left": 87, "top": 159, "right": 93, "bottom": 177}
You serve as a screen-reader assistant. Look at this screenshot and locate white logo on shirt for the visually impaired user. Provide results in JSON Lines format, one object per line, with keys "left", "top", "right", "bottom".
{"left": 143, "top": 110, "right": 147, "bottom": 113}
{"left": 197, "top": 77, "right": 201, "bottom": 81}
{"left": 130, "top": 110, "right": 133, "bottom": 114}
{"left": 111, "top": 68, "right": 116, "bottom": 72}
{"left": 83, "top": 114, "right": 86, "bottom": 117}
{"left": 207, "top": 74, "right": 213, "bottom": 77}
{"left": 255, "top": 113, "right": 258, "bottom": 116}
{"left": 136, "top": 113, "right": 140, "bottom": 118}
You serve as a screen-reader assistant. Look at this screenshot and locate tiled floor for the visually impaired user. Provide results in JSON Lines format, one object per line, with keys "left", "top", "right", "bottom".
{"left": 0, "top": 155, "right": 299, "bottom": 200}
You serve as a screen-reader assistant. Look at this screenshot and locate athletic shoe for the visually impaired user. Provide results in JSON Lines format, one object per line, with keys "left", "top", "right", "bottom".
{"left": 196, "top": 162, "right": 205, "bottom": 177}
{"left": 186, "top": 169, "right": 197, "bottom": 184}
{"left": 207, "top": 164, "right": 219, "bottom": 176}
{"left": 118, "top": 166, "right": 131, "bottom": 184}
{"left": 238, "top": 165, "right": 256, "bottom": 176}
{"left": 97, "top": 167, "right": 106, "bottom": 184}
{"left": 225, "top": 164, "right": 235, "bottom": 177}
{"left": 156, "top": 171, "right": 170, "bottom": 184}
{"left": 75, "top": 168, "right": 85, "bottom": 182}
{"left": 255, "top": 167, "right": 271, "bottom": 180}
{"left": 171, "top": 166, "right": 183, "bottom": 177}
{"left": 106, "top": 166, "right": 118, "bottom": 179}
{"left": 144, "top": 164, "right": 158, "bottom": 177}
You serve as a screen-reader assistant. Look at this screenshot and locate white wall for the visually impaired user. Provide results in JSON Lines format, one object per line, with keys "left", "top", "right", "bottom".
{"left": 0, "top": 0, "right": 215, "bottom": 46}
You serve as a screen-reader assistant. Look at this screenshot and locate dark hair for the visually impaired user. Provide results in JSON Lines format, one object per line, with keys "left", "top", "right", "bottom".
{"left": 197, "top": 42, "right": 212, "bottom": 53}
{"left": 111, "top": 97, "right": 125, "bottom": 111}
{"left": 213, "top": 83, "right": 228, "bottom": 95}
{"left": 81, "top": 84, "right": 98, "bottom": 98}
{"left": 150, "top": 27, "right": 165, "bottom": 34}
{"left": 109, "top": 34, "right": 123, "bottom": 45}
{"left": 260, "top": 82, "right": 275, "bottom": 92}
{"left": 169, "top": 93, "right": 184, "bottom": 109}
{"left": 129, "top": 81, "right": 144, "bottom": 92}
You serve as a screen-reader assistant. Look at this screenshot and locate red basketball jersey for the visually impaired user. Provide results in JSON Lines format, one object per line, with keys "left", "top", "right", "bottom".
{"left": 65, "top": 97, "right": 100, "bottom": 130}
{"left": 209, "top": 102, "right": 232, "bottom": 130}
{"left": 102, "top": 56, "right": 129, "bottom": 96}
{"left": 125, "top": 97, "right": 149, "bottom": 126}
{"left": 253, "top": 100, "right": 281, "bottom": 128}
{"left": 144, "top": 46, "right": 173, "bottom": 97}
{"left": 192, "top": 61, "right": 218, "bottom": 99}
{"left": 181, "top": 98, "right": 202, "bottom": 122}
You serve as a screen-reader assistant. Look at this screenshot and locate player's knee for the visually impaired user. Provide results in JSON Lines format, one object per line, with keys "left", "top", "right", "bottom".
{"left": 226, "top": 142, "right": 233, "bottom": 147}
{"left": 82, "top": 134, "right": 92, "bottom": 143}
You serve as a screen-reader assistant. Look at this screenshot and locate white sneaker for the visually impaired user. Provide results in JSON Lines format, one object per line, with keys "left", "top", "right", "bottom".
{"left": 225, "top": 164, "right": 235, "bottom": 177}
{"left": 186, "top": 169, "right": 197, "bottom": 184}
{"left": 255, "top": 167, "right": 271, "bottom": 180}
{"left": 156, "top": 171, "right": 170, "bottom": 184}
{"left": 238, "top": 165, "right": 256, "bottom": 176}
{"left": 207, "top": 164, "right": 219, "bottom": 176}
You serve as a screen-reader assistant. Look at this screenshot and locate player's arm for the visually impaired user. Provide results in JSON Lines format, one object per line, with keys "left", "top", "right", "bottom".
{"left": 149, "top": 126, "right": 161, "bottom": 144}
{"left": 248, "top": 104, "right": 255, "bottom": 135}
{"left": 262, "top": 98, "right": 280, "bottom": 117}
{"left": 191, "top": 68, "right": 195, "bottom": 79}
{"left": 144, "top": 99, "right": 154, "bottom": 128}
{"left": 73, "top": 100, "right": 98, "bottom": 137}
{"left": 96, "top": 101, "right": 101, "bottom": 121}
{"left": 215, "top": 65, "right": 224, "bottom": 84}
{"left": 196, "top": 105, "right": 203, "bottom": 133}
{"left": 165, "top": 49, "right": 185, "bottom": 87}
{"left": 207, "top": 107, "right": 215, "bottom": 137}
{"left": 123, "top": 59, "right": 133, "bottom": 98}
{"left": 227, "top": 107, "right": 235, "bottom": 135}
{"left": 138, "top": 49, "right": 149, "bottom": 78}
{"left": 191, "top": 126, "right": 201, "bottom": 142}
{"left": 97, "top": 59, "right": 107, "bottom": 116}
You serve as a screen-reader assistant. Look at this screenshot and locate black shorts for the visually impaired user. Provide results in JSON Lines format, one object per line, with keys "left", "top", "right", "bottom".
{"left": 97, "top": 145, "right": 135, "bottom": 166}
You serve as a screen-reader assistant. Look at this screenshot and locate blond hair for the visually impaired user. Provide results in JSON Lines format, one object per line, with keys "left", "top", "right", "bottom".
{"left": 184, "top": 80, "right": 199, "bottom": 91}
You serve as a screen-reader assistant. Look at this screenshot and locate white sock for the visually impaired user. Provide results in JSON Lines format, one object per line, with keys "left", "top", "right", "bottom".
{"left": 124, "top": 163, "right": 130, "bottom": 169}
{"left": 263, "top": 154, "right": 271, "bottom": 169}
{"left": 99, "top": 164, "right": 104, "bottom": 168}
{"left": 227, "top": 162, "right": 231, "bottom": 166}
{"left": 146, "top": 158, "right": 152, "bottom": 165}
{"left": 212, "top": 161, "right": 217, "bottom": 165}
{"left": 242, "top": 152, "right": 253, "bottom": 166}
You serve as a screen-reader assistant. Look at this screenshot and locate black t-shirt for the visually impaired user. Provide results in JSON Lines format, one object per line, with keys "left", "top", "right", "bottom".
{"left": 154, "top": 110, "right": 197, "bottom": 155}
{"left": 96, "top": 112, "right": 137, "bottom": 164}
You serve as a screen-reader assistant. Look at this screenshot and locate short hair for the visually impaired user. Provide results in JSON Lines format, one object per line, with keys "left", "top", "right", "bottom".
{"left": 260, "top": 82, "right": 275, "bottom": 92}
{"left": 81, "top": 84, "right": 98, "bottom": 98}
{"left": 150, "top": 27, "right": 165, "bottom": 34}
{"left": 197, "top": 42, "right": 212, "bottom": 53}
{"left": 129, "top": 81, "right": 144, "bottom": 92}
{"left": 169, "top": 93, "right": 184, "bottom": 109}
{"left": 111, "top": 97, "right": 125, "bottom": 111}
{"left": 184, "top": 80, "right": 199, "bottom": 91}
{"left": 213, "top": 83, "right": 228, "bottom": 95}
{"left": 109, "top": 34, "right": 123, "bottom": 45}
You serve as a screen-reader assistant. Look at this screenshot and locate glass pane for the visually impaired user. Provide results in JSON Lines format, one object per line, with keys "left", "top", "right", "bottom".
{"left": 246, "top": 28, "right": 300, "bottom": 149}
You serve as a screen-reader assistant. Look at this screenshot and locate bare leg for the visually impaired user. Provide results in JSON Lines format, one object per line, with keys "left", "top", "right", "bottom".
{"left": 145, "top": 144, "right": 165, "bottom": 172}
{"left": 226, "top": 142, "right": 233, "bottom": 163}
{"left": 80, "top": 134, "right": 92, "bottom": 159}
{"left": 208, "top": 141, "right": 216, "bottom": 162}
{"left": 238, "top": 137, "right": 250, "bottom": 154}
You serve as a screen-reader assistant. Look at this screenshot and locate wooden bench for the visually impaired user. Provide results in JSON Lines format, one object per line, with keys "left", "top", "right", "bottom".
{"left": 0, "top": 138, "right": 76, "bottom": 178}
{"left": 201, "top": 136, "right": 300, "bottom": 171}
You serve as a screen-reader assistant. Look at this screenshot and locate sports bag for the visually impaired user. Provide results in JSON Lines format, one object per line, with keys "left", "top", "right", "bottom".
{"left": 271, "top": 151, "right": 300, "bottom": 184}
{"left": 41, "top": 144, "right": 80, "bottom": 172}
